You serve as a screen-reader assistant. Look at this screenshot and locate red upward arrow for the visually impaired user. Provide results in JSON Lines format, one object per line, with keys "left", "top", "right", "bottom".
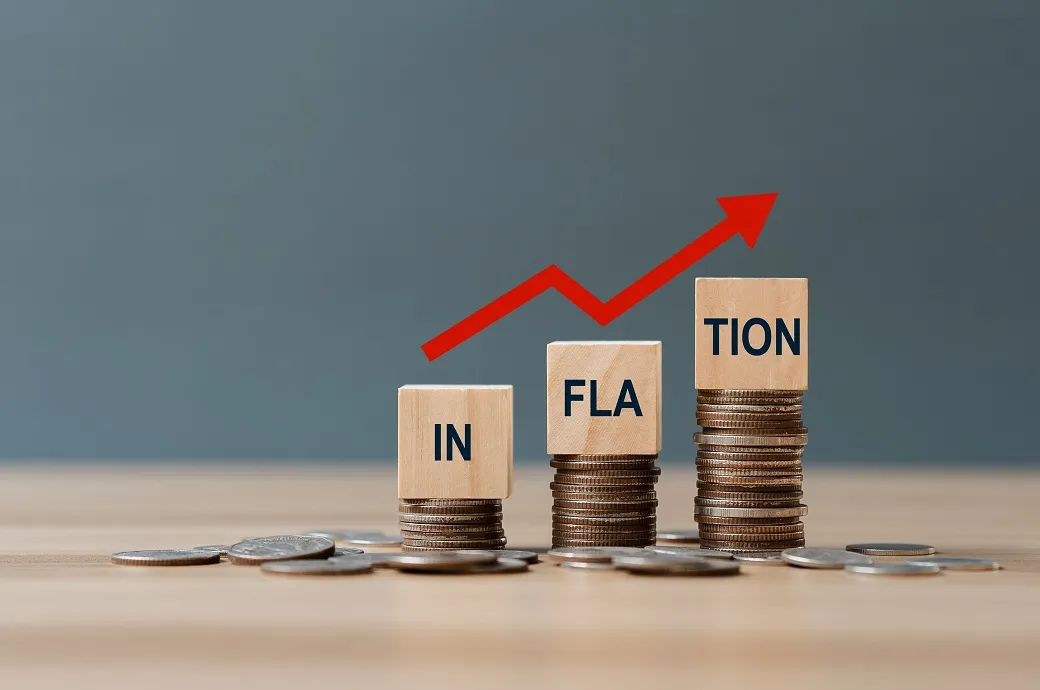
{"left": 422, "top": 192, "right": 779, "bottom": 361}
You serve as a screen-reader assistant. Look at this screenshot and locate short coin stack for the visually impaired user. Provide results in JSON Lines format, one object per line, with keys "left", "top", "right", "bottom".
{"left": 550, "top": 454, "right": 660, "bottom": 548}
{"left": 693, "top": 390, "right": 807, "bottom": 553}
{"left": 398, "top": 499, "right": 506, "bottom": 551}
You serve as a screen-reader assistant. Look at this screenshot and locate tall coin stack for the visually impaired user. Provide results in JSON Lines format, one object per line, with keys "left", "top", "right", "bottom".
{"left": 398, "top": 499, "right": 506, "bottom": 552}
{"left": 693, "top": 390, "right": 808, "bottom": 553}
{"left": 550, "top": 454, "right": 660, "bottom": 548}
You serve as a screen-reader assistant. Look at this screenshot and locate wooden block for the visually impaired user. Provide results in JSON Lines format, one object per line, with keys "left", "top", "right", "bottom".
{"left": 546, "top": 341, "right": 662, "bottom": 455}
{"left": 398, "top": 385, "right": 513, "bottom": 499}
{"left": 695, "top": 278, "right": 808, "bottom": 390}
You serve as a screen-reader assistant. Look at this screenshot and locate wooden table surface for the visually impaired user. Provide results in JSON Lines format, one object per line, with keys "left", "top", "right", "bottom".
{"left": 1, "top": 463, "right": 1038, "bottom": 690}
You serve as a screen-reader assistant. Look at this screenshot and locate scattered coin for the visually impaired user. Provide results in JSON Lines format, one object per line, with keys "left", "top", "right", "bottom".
{"left": 193, "top": 545, "right": 232, "bottom": 557}
{"left": 844, "top": 562, "right": 941, "bottom": 576}
{"left": 329, "top": 553, "right": 400, "bottom": 567}
{"left": 456, "top": 549, "right": 540, "bottom": 564}
{"left": 307, "top": 530, "right": 403, "bottom": 546}
{"left": 656, "top": 529, "right": 700, "bottom": 544}
{"left": 619, "top": 556, "right": 741, "bottom": 576}
{"left": 111, "top": 549, "right": 221, "bottom": 567}
{"left": 645, "top": 545, "right": 734, "bottom": 560}
{"left": 547, "top": 547, "right": 649, "bottom": 564}
{"left": 332, "top": 547, "right": 365, "bottom": 557}
{"left": 559, "top": 561, "right": 616, "bottom": 570}
{"left": 904, "top": 557, "right": 1001, "bottom": 571}
{"left": 733, "top": 552, "right": 786, "bottom": 565}
{"left": 780, "top": 547, "right": 873, "bottom": 569}
{"left": 456, "top": 558, "right": 530, "bottom": 575}
{"left": 382, "top": 552, "right": 498, "bottom": 572}
{"left": 846, "top": 543, "right": 936, "bottom": 557}
{"left": 260, "top": 559, "right": 374, "bottom": 576}
{"left": 227, "top": 535, "right": 336, "bottom": 566}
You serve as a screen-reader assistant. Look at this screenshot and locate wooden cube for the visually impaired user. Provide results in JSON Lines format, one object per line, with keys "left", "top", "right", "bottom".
{"left": 695, "top": 278, "right": 808, "bottom": 390}
{"left": 546, "top": 341, "right": 662, "bottom": 455}
{"left": 398, "top": 385, "right": 513, "bottom": 499}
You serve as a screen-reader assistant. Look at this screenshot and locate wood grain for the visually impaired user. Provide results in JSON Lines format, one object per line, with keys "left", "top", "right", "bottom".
{"left": 1, "top": 463, "right": 1038, "bottom": 690}
{"left": 397, "top": 385, "right": 513, "bottom": 498}
{"left": 695, "top": 277, "right": 809, "bottom": 390}
{"left": 546, "top": 341, "right": 662, "bottom": 454}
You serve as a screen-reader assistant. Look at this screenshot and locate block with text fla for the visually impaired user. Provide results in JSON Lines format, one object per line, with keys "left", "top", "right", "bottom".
{"left": 397, "top": 385, "right": 513, "bottom": 499}
{"left": 695, "top": 278, "right": 808, "bottom": 390}
{"left": 546, "top": 341, "right": 662, "bottom": 455}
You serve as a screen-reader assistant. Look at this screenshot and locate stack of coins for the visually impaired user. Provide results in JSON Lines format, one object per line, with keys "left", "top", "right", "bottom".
{"left": 693, "top": 390, "right": 807, "bottom": 553}
{"left": 550, "top": 454, "right": 660, "bottom": 548}
{"left": 398, "top": 499, "right": 506, "bottom": 551}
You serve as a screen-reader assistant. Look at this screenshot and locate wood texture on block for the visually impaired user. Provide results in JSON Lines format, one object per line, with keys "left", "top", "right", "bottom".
{"left": 546, "top": 341, "right": 662, "bottom": 455}
{"left": 398, "top": 385, "right": 513, "bottom": 499}
{"left": 695, "top": 278, "right": 808, "bottom": 390}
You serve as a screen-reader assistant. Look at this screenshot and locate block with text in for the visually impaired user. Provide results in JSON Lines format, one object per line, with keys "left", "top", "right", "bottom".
{"left": 398, "top": 385, "right": 513, "bottom": 499}
{"left": 547, "top": 341, "right": 662, "bottom": 455}
{"left": 695, "top": 278, "right": 808, "bottom": 390}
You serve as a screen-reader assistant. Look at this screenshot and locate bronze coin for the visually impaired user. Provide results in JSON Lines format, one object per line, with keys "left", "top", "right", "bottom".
{"left": 694, "top": 515, "right": 803, "bottom": 525}
{"left": 696, "top": 403, "right": 803, "bottom": 413}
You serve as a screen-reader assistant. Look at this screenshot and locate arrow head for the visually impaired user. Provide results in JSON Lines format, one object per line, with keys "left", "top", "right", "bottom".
{"left": 716, "top": 193, "right": 779, "bottom": 249}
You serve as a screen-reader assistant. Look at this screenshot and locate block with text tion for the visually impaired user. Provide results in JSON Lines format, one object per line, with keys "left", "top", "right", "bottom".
{"left": 547, "top": 341, "right": 662, "bottom": 455}
{"left": 398, "top": 385, "right": 513, "bottom": 499}
{"left": 695, "top": 278, "right": 808, "bottom": 390}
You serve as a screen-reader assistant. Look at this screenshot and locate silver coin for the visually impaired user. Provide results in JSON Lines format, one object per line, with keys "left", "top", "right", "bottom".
{"left": 734, "top": 552, "right": 786, "bottom": 565}
{"left": 260, "top": 559, "right": 374, "bottom": 575}
{"left": 694, "top": 432, "right": 808, "bottom": 447}
{"left": 559, "top": 561, "right": 616, "bottom": 570}
{"left": 382, "top": 552, "right": 498, "bottom": 572}
{"left": 845, "top": 562, "right": 941, "bottom": 576}
{"left": 695, "top": 505, "right": 808, "bottom": 518}
{"left": 193, "top": 545, "right": 232, "bottom": 557}
{"left": 904, "top": 557, "right": 1001, "bottom": 571}
{"left": 329, "top": 552, "right": 400, "bottom": 567}
{"left": 307, "top": 529, "right": 404, "bottom": 546}
{"left": 620, "top": 557, "right": 741, "bottom": 576}
{"left": 332, "top": 547, "right": 366, "bottom": 557}
{"left": 781, "top": 547, "right": 873, "bottom": 569}
{"left": 547, "top": 546, "right": 650, "bottom": 564}
{"left": 456, "top": 558, "right": 530, "bottom": 575}
{"left": 227, "top": 535, "right": 336, "bottom": 565}
{"left": 645, "top": 545, "right": 734, "bottom": 560}
{"left": 656, "top": 529, "right": 700, "bottom": 544}
{"left": 846, "top": 543, "right": 936, "bottom": 557}
{"left": 613, "top": 553, "right": 710, "bottom": 568}
{"left": 111, "top": 549, "right": 221, "bottom": 566}
{"left": 456, "top": 549, "right": 540, "bottom": 564}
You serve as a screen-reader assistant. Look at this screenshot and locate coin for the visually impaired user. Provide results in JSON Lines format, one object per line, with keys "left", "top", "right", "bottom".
{"left": 695, "top": 515, "right": 804, "bottom": 526}
{"left": 697, "top": 489, "right": 803, "bottom": 500}
{"left": 780, "top": 547, "right": 873, "bottom": 568}
{"left": 555, "top": 467, "right": 661, "bottom": 478}
{"left": 329, "top": 553, "right": 400, "bottom": 567}
{"left": 694, "top": 431, "right": 809, "bottom": 446}
{"left": 646, "top": 545, "right": 734, "bottom": 560}
{"left": 700, "top": 539, "right": 805, "bottom": 552}
{"left": 612, "top": 553, "right": 711, "bottom": 568}
{"left": 553, "top": 515, "right": 656, "bottom": 526}
{"left": 397, "top": 512, "right": 503, "bottom": 524}
{"left": 697, "top": 466, "right": 803, "bottom": 477}
{"left": 400, "top": 498, "right": 500, "bottom": 507}
{"left": 655, "top": 529, "right": 700, "bottom": 544}
{"left": 227, "top": 535, "right": 336, "bottom": 565}
{"left": 733, "top": 552, "right": 786, "bottom": 565}
{"left": 553, "top": 507, "right": 659, "bottom": 518}
{"left": 456, "top": 549, "right": 540, "bottom": 564}
{"left": 696, "top": 497, "right": 803, "bottom": 508}
{"left": 552, "top": 524, "right": 655, "bottom": 535}
{"left": 697, "top": 450, "right": 803, "bottom": 462}
{"left": 554, "top": 499, "right": 658, "bottom": 511}
{"left": 332, "top": 547, "right": 366, "bottom": 557}
{"left": 620, "top": 557, "right": 741, "bottom": 576}
{"left": 559, "top": 561, "right": 615, "bottom": 570}
{"left": 111, "top": 549, "right": 221, "bottom": 567}
{"left": 193, "top": 545, "right": 232, "bottom": 557}
{"left": 696, "top": 474, "right": 803, "bottom": 487}
{"left": 698, "top": 522, "right": 804, "bottom": 535}
{"left": 460, "top": 558, "right": 530, "bottom": 575}
{"left": 695, "top": 505, "right": 808, "bottom": 518}
{"left": 403, "top": 538, "right": 507, "bottom": 549}
{"left": 550, "top": 475, "right": 659, "bottom": 487}
{"left": 552, "top": 538, "right": 655, "bottom": 548}
{"left": 383, "top": 552, "right": 497, "bottom": 571}
{"left": 550, "top": 459, "right": 659, "bottom": 471}
{"left": 697, "top": 418, "right": 805, "bottom": 429}
{"left": 697, "top": 458, "right": 803, "bottom": 470}
{"left": 261, "top": 559, "right": 374, "bottom": 576}
{"left": 329, "top": 531, "right": 403, "bottom": 546}
{"left": 399, "top": 521, "right": 504, "bottom": 533}
{"left": 696, "top": 403, "right": 803, "bottom": 413}
{"left": 546, "top": 547, "right": 649, "bottom": 563}
{"left": 904, "top": 557, "right": 1000, "bottom": 571}
{"left": 397, "top": 503, "right": 501, "bottom": 515}
{"left": 845, "top": 562, "right": 941, "bottom": 576}
{"left": 845, "top": 543, "right": 936, "bottom": 557}
{"left": 698, "top": 530, "right": 804, "bottom": 542}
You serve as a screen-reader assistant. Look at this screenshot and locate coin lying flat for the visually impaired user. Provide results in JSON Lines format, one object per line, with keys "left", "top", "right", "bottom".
{"left": 193, "top": 545, "right": 233, "bottom": 557}
{"left": 382, "top": 552, "right": 498, "bottom": 572}
{"left": 457, "top": 558, "right": 530, "bottom": 575}
{"left": 111, "top": 549, "right": 221, "bottom": 566}
{"left": 547, "top": 547, "right": 649, "bottom": 564}
{"left": 781, "top": 548, "right": 873, "bottom": 569}
{"left": 329, "top": 553, "right": 400, "bottom": 567}
{"left": 618, "top": 556, "right": 741, "bottom": 576}
{"left": 307, "top": 530, "right": 403, "bottom": 546}
{"left": 261, "top": 559, "right": 374, "bottom": 575}
{"left": 227, "top": 535, "right": 336, "bottom": 565}
{"left": 733, "top": 552, "right": 786, "bottom": 565}
{"left": 696, "top": 505, "right": 808, "bottom": 518}
{"left": 846, "top": 543, "right": 936, "bottom": 557}
{"left": 845, "top": 562, "right": 941, "bottom": 576}
{"left": 645, "top": 545, "right": 734, "bottom": 560}
{"left": 559, "top": 561, "right": 615, "bottom": 570}
{"left": 332, "top": 547, "right": 366, "bottom": 557}
{"left": 456, "top": 549, "right": 539, "bottom": 564}
{"left": 656, "top": 529, "right": 700, "bottom": 544}
{"left": 904, "top": 557, "right": 1001, "bottom": 571}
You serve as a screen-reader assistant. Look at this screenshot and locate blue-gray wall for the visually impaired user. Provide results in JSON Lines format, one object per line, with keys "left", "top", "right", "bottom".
{"left": 1, "top": 1, "right": 1037, "bottom": 462}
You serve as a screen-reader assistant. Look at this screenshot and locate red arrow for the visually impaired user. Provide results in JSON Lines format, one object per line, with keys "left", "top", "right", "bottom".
{"left": 422, "top": 192, "right": 778, "bottom": 361}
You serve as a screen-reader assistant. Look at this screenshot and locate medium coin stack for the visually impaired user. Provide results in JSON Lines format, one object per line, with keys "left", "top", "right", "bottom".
{"left": 550, "top": 454, "right": 660, "bottom": 548}
{"left": 694, "top": 390, "right": 807, "bottom": 553}
{"left": 398, "top": 499, "right": 506, "bottom": 551}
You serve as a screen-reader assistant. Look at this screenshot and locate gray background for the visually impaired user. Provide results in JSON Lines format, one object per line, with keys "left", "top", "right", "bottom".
{"left": 1, "top": 1, "right": 1037, "bottom": 463}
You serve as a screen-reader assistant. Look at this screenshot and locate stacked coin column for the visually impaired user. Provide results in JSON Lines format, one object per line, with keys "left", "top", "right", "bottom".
{"left": 693, "top": 279, "right": 809, "bottom": 554}
{"left": 397, "top": 385, "right": 513, "bottom": 551}
{"left": 547, "top": 341, "right": 662, "bottom": 548}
